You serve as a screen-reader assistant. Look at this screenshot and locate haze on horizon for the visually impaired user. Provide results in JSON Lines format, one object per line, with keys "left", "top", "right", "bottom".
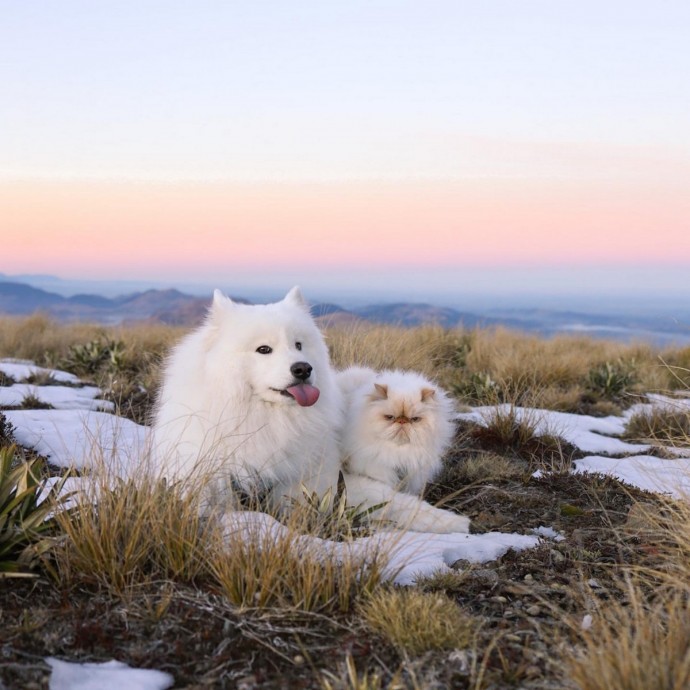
{"left": 2, "top": 1, "right": 689, "bottom": 291}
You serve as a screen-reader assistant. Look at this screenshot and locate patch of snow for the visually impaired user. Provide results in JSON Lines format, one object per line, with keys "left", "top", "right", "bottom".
{"left": 574, "top": 455, "right": 690, "bottom": 498}
{"left": 532, "top": 525, "right": 565, "bottom": 542}
{"left": 3, "top": 409, "right": 149, "bottom": 475}
{"left": 47, "top": 658, "right": 173, "bottom": 690}
{"left": 219, "top": 511, "right": 540, "bottom": 586}
{"left": 0, "top": 383, "right": 113, "bottom": 411}
{"left": 0, "top": 359, "right": 81, "bottom": 384}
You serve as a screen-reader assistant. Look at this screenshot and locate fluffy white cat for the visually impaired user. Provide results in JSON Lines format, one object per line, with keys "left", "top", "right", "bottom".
{"left": 337, "top": 366, "right": 470, "bottom": 533}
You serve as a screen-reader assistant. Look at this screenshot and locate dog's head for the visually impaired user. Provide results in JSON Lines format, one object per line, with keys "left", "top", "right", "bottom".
{"left": 204, "top": 286, "right": 329, "bottom": 406}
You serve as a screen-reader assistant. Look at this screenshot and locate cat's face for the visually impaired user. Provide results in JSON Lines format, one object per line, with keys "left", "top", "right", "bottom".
{"left": 366, "top": 383, "right": 436, "bottom": 445}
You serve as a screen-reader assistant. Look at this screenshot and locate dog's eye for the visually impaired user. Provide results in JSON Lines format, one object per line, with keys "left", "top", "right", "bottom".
{"left": 295, "top": 342, "right": 302, "bottom": 351}
{"left": 255, "top": 345, "right": 273, "bottom": 355}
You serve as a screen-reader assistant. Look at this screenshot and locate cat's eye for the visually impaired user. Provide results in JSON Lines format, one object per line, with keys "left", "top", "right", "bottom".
{"left": 384, "top": 415, "right": 395, "bottom": 421}
{"left": 411, "top": 417, "right": 421, "bottom": 423}
{"left": 256, "top": 345, "right": 273, "bottom": 355}
{"left": 295, "top": 342, "right": 302, "bottom": 351}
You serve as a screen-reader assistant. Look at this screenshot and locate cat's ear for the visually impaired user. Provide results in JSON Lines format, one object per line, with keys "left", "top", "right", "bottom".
{"left": 421, "top": 387, "right": 436, "bottom": 402}
{"left": 370, "top": 383, "right": 389, "bottom": 400}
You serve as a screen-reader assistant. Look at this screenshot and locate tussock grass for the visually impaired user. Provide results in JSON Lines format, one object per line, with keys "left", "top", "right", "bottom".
{"left": 212, "top": 514, "right": 389, "bottom": 613}
{"left": 325, "top": 321, "right": 681, "bottom": 410}
{"left": 445, "top": 452, "right": 527, "bottom": 484}
{"left": 625, "top": 407, "right": 690, "bottom": 447}
{"left": 321, "top": 655, "right": 391, "bottom": 690}
{"left": 569, "top": 595, "right": 690, "bottom": 690}
{"left": 53, "top": 461, "right": 391, "bottom": 613}
{"left": 2, "top": 315, "right": 687, "bottom": 412}
{"left": 53, "top": 473, "right": 216, "bottom": 593}
{"left": 465, "top": 405, "right": 575, "bottom": 472}
{"left": 360, "top": 587, "right": 475, "bottom": 656}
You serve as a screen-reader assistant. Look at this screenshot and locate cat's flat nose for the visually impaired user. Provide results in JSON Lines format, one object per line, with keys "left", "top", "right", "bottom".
{"left": 395, "top": 417, "right": 410, "bottom": 424}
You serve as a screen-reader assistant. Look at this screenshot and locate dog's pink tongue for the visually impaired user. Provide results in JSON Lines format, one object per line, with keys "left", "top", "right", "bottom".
{"left": 286, "top": 383, "right": 320, "bottom": 407}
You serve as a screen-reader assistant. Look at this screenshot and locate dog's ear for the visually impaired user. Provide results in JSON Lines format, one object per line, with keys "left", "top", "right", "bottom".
{"left": 212, "top": 289, "right": 241, "bottom": 308}
{"left": 209, "top": 289, "right": 237, "bottom": 321}
{"left": 283, "top": 286, "right": 308, "bottom": 309}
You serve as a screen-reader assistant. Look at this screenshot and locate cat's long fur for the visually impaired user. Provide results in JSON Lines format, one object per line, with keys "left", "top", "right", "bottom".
{"left": 337, "top": 366, "right": 470, "bottom": 533}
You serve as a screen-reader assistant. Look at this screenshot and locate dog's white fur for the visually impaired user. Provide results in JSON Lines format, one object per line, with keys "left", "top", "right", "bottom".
{"left": 151, "top": 287, "right": 469, "bottom": 533}
{"left": 151, "top": 287, "right": 341, "bottom": 508}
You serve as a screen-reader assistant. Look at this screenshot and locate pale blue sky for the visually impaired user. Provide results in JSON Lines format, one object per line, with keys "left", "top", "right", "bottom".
{"left": 2, "top": 0, "right": 689, "bottom": 180}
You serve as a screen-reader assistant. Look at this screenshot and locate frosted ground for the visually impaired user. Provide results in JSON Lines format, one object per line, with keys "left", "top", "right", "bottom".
{"left": 2, "top": 359, "right": 689, "bottom": 690}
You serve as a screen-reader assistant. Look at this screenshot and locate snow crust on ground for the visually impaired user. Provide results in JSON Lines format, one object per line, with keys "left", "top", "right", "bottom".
{"left": 219, "top": 510, "right": 540, "bottom": 586}
{"left": 574, "top": 455, "right": 690, "bottom": 498}
{"left": 3, "top": 408, "right": 149, "bottom": 473}
{"left": 0, "top": 383, "right": 113, "bottom": 411}
{"left": 0, "top": 360, "right": 81, "bottom": 385}
{"left": 46, "top": 658, "right": 173, "bottom": 690}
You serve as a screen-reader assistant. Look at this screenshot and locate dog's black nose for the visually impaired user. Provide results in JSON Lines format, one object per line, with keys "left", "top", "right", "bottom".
{"left": 290, "top": 361, "right": 312, "bottom": 381}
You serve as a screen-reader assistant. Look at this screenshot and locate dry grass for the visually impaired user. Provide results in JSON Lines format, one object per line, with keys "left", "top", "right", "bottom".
{"left": 321, "top": 655, "right": 391, "bottom": 690}
{"left": 2, "top": 315, "right": 688, "bottom": 412}
{"left": 625, "top": 407, "right": 690, "bottom": 447}
{"left": 569, "top": 595, "right": 690, "bottom": 690}
{"left": 325, "top": 321, "right": 685, "bottom": 410}
{"left": 360, "top": 587, "right": 475, "bottom": 656}
{"left": 445, "top": 452, "right": 527, "bottom": 484}
{"left": 211, "top": 510, "right": 390, "bottom": 613}
{"left": 52, "top": 461, "right": 392, "bottom": 614}
{"left": 53, "top": 472, "right": 216, "bottom": 593}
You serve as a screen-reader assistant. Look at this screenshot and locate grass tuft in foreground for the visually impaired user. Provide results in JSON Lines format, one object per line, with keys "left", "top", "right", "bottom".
{"left": 360, "top": 587, "right": 476, "bottom": 656}
{"left": 569, "top": 595, "right": 690, "bottom": 690}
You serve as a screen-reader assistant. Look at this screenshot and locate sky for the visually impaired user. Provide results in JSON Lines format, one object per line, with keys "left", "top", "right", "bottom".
{"left": 1, "top": 1, "right": 689, "bottom": 302}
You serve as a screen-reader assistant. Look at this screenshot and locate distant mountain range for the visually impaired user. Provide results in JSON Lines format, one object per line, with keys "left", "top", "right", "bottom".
{"left": 1, "top": 278, "right": 689, "bottom": 345}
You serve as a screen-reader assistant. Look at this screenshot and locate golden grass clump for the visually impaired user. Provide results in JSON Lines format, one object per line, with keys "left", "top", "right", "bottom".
{"left": 360, "top": 587, "right": 475, "bottom": 656}
{"left": 53, "top": 472, "right": 216, "bottom": 594}
{"left": 53, "top": 461, "right": 392, "bottom": 613}
{"left": 625, "top": 407, "right": 690, "bottom": 447}
{"left": 211, "top": 512, "right": 389, "bottom": 613}
{"left": 569, "top": 596, "right": 690, "bottom": 690}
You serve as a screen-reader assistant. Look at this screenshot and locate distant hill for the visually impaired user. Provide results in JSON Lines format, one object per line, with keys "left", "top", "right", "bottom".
{"left": 0, "top": 279, "right": 688, "bottom": 345}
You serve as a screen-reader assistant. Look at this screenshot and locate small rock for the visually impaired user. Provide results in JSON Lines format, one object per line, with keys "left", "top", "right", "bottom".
{"left": 451, "top": 558, "right": 472, "bottom": 571}
{"left": 293, "top": 655, "right": 305, "bottom": 666}
{"left": 549, "top": 549, "right": 566, "bottom": 564}
{"left": 526, "top": 605, "right": 541, "bottom": 616}
{"left": 468, "top": 568, "right": 499, "bottom": 586}
{"left": 525, "top": 665, "right": 542, "bottom": 678}
{"left": 523, "top": 573, "right": 534, "bottom": 582}
{"left": 492, "top": 595, "right": 508, "bottom": 604}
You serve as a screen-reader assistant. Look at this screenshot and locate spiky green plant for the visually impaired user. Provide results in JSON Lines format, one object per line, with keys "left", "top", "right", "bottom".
{"left": 587, "top": 359, "right": 636, "bottom": 398}
{"left": 0, "top": 446, "right": 71, "bottom": 577}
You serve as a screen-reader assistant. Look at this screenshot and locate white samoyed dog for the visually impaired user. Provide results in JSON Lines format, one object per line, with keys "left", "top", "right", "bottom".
{"left": 152, "top": 286, "right": 469, "bottom": 533}
{"left": 151, "top": 287, "right": 342, "bottom": 509}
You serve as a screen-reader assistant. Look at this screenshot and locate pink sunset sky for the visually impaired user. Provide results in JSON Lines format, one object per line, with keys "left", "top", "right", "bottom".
{"left": 2, "top": 1, "right": 689, "bottom": 298}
